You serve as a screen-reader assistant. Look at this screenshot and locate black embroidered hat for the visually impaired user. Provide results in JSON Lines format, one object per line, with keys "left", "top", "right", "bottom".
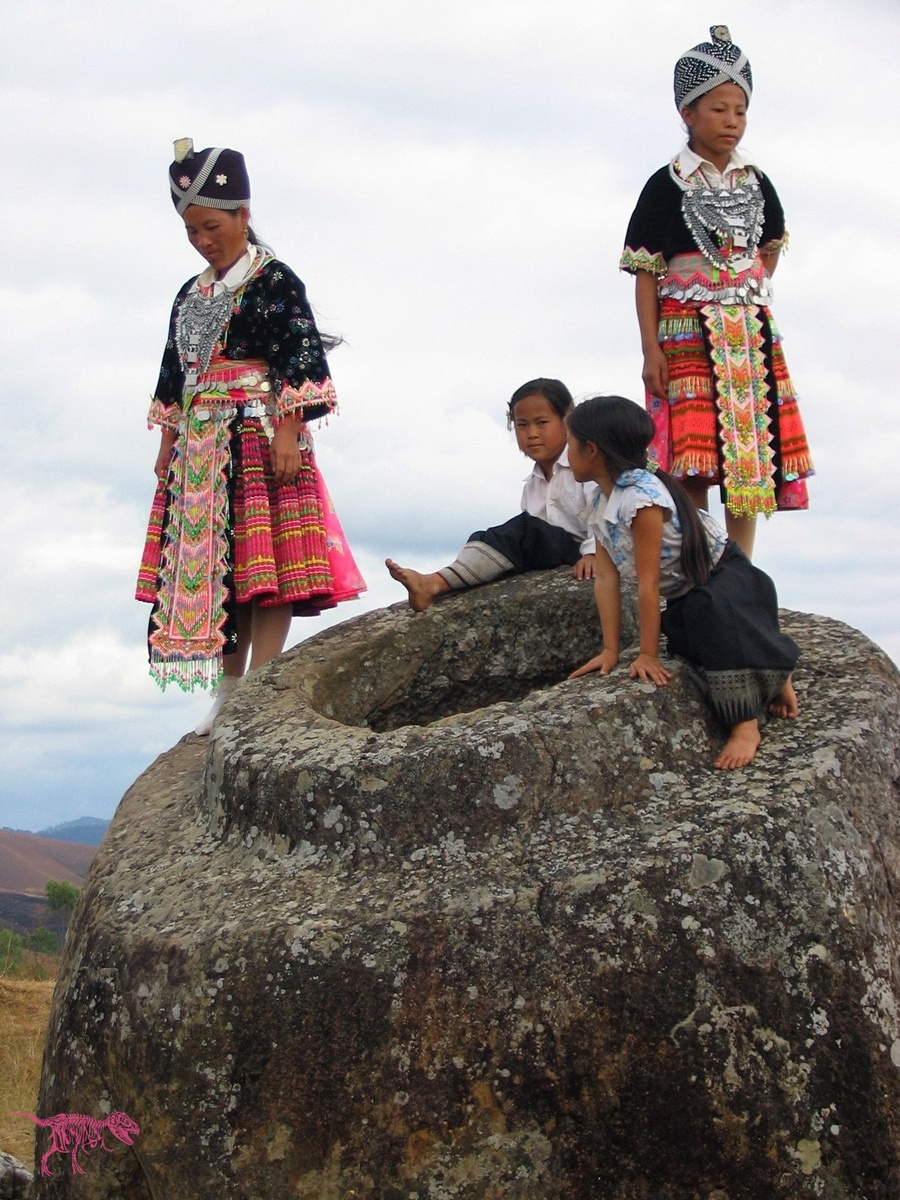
{"left": 674, "top": 26, "right": 753, "bottom": 111}
{"left": 168, "top": 139, "right": 251, "bottom": 215}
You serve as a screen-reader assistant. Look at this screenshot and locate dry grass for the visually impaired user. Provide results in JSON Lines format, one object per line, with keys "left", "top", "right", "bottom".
{"left": 0, "top": 974, "right": 56, "bottom": 1165}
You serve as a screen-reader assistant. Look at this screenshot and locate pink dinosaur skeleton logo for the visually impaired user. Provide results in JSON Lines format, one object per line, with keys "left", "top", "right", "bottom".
{"left": 14, "top": 1110, "right": 140, "bottom": 1177}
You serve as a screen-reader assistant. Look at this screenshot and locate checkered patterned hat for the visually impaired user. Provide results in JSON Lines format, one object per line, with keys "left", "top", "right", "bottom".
{"left": 674, "top": 26, "right": 752, "bottom": 110}
{"left": 168, "top": 140, "right": 251, "bottom": 215}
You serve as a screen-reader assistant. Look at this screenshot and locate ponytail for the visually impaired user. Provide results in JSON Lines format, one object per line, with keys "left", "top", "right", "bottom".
{"left": 653, "top": 468, "right": 713, "bottom": 587}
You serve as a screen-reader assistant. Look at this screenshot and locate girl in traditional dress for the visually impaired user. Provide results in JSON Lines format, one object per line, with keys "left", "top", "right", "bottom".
{"left": 620, "top": 26, "right": 814, "bottom": 559}
{"left": 137, "top": 141, "right": 365, "bottom": 733}
{"left": 567, "top": 395, "right": 799, "bottom": 770}
{"left": 385, "top": 378, "right": 597, "bottom": 611}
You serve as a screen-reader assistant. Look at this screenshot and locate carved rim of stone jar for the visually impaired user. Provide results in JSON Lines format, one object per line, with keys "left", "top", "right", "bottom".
{"left": 202, "top": 572, "right": 661, "bottom": 861}
{"left": 204, "top": 571, "right": 643, "bottom": 854}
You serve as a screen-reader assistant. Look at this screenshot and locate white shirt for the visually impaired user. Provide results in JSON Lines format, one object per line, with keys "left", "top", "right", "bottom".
{"left": 676, "top": 143, "right": 760, "bottom": 188}
{"left": 191, "top": 243, "right": 263, "bottom": 295}
{"left": 520, "top": 446, "right": 598, "bottom": 556}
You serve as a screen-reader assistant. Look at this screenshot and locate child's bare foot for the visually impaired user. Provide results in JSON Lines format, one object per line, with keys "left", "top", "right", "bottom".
{"left": 713, "top": 718, "right": 761, "bottom": 770}
{"left": 768, "top": 675, "right": 799, "bottom": 720}
{"left": 385, "top": 559, "right": 451, "bottom": 612}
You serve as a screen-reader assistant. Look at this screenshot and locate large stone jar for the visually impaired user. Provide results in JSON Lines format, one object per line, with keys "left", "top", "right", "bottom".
{"left": 39, "top": 571, "right": 900, "bottom": 1198}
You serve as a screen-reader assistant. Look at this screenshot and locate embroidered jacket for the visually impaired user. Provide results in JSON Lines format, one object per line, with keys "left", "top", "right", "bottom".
{"left": 151, "top": 251, "right": 336, "bottom": 426}
{"left": 620, "top": 151, "right": 786, "bottom": 279}
{"left": 587, "top": 469, "right": 726, "bottom": 600}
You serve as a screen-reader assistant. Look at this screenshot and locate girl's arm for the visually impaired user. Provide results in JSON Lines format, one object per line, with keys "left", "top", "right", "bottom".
{"left": 760, "top": 246, "right": 781, "bottom": 277}
{"left": 758, "top": 175, "right": 786, "bottom": 280}
{"left": 569, "top": 546, "right": 621, "bottom": 678}
{"left": 257, "top": 263, "right": 338, "bottom": 425}
{"left": 270, "top": 413, "right": 305, "bottom": 486}
{"left": 630, "top": 505, "right": 672, "bottom": 686}
{"left": 635, "top": 271, "right": 668, "bottom": 400}
{"left": 154, "top": 427, "right": 177, "bottom": 481}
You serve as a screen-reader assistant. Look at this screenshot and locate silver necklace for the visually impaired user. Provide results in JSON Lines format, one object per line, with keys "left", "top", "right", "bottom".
{"left": 175, "top": 286, "right": 235, "bottom": 395}
{"left": 670, "top": 163, "right": 764, "bottom": 273}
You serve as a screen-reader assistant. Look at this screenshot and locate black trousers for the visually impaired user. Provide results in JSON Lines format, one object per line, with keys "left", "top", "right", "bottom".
{"left": 469, "top": 512, "right": 582, "bottom": 573}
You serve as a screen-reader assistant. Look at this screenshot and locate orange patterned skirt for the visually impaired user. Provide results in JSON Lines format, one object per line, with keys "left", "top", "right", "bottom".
{"left": 648, "top": 297, "right": 814, "bottom": 517}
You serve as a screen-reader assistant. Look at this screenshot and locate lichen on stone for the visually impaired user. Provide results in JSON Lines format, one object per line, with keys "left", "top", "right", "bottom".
{"left": 38, "top": 572, "right": 900, "bottom": 1198}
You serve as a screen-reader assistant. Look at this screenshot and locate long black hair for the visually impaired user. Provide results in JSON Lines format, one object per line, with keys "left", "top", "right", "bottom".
{"left": 567, "top": 395, "right": 713, "bottom": 587}
{"left": 507, "top": 378, "right": 574, "bottom": 426}
{"left": 242, "top": 213, "right": 342, "bottom": 354}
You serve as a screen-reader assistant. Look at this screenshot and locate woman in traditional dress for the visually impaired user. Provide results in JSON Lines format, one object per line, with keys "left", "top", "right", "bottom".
{"left": 137, "top": 141, "right": 365, "bottom": 733}
{"left": 620, "top": 26, "right": 814, "bottom": 559}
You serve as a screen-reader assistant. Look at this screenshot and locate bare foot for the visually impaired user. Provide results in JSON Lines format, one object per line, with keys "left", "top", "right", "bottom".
{"left": 385, "top": 559, "right": 451, "bottom": 612}
{"left": 713, "top": 718, "right": 761, "bottom": 770}
{"left": 768, "top": 675, "right": 799, "bottom": 720}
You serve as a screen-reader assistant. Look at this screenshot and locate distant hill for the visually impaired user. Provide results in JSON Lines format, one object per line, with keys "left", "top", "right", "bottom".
{"left": 37, "top": 816, "right": 109, "bottom": 846}
{"left": 0, "top": 830, "right": 96, "bottom": 897}
{"left": 0, "top": 829, "right": 100, "bottom": 936}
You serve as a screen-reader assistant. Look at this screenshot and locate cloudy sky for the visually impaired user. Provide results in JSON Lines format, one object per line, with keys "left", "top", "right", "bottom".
{"left": 1, "top": 0, "right": 897, "bottom": 832}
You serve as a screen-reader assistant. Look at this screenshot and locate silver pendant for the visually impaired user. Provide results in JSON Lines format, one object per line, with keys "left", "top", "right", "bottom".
{"left": 679, "top": 178, "right": 765, "bottom": 274}
{"left": 176, "top": 288, "right": 234, "bottom": 383}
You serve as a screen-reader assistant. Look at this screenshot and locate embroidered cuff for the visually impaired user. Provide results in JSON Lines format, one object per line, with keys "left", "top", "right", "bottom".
{"left": 761, "top": 229, "right": 790, "bottom": 254}
{"left": 147, "top": 397, "right": 181, "bottom": 430}
{"left": 619, "top": 246, "right": 667, "bottom": 276}
{"left": 276, "top": 377, "right": 339, "bottom": 422}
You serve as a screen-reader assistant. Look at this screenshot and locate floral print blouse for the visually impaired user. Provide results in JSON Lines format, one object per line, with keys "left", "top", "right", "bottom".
{"left": 587, "top": 469, "right": 727, "bottom": 599}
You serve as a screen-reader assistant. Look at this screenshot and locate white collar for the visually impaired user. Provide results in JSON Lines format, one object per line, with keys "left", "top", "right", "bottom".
{"left": 676, "top": 143, "right": 759, "bottom": 178}
{"left": 195, "top": 243, "right": 264, "bottom": 293}
{"left": 590, "top": 470, "right": 673, "bottom": 528}
{"left": 599, "top": 485, "right": 629, "bottom": 529}
{"left": 527, "top": 443, "right": 571, "bottom": 482}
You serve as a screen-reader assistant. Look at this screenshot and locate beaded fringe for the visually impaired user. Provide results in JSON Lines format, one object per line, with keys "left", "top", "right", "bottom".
{"left": 149, "top": 653, "right": 222, "bottom": 693}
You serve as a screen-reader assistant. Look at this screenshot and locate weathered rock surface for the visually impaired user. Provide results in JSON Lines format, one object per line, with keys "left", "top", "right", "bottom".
{"left": 0, "top": 1151, "right": 33, "bottom": 1200}
{"left": 39, "top": 570, "right": 900, "bottom": 1198}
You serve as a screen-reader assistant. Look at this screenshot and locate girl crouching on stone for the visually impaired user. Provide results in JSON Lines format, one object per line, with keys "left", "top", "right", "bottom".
{"left": 567, "top": 394, "right": 798, "bottom": 770}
